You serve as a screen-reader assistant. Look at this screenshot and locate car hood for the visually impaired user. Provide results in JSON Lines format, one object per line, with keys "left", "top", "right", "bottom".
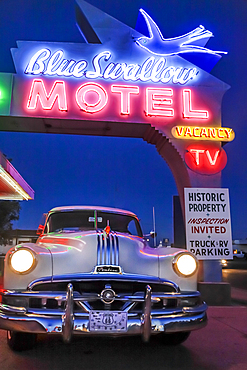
{"left": 4, "top": 231, "right": 197, "bottom": 291}
{"left": 38, "top": 230, "right": 159, "bottom": 277}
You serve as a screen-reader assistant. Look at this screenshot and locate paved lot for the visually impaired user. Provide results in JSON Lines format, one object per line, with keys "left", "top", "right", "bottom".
{"left": 0, "top": 306, "right": 247, "bottom": 370}
{"left": 1, "top": 270, "right": 247, "bottom": 370}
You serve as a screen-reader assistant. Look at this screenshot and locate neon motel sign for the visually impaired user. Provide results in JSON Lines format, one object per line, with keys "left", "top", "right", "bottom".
{"left": 26, "top": 79, "right": 210, "bottom": 119}
{"left": 0, "top": 1, "right": 233, "bottom": 175}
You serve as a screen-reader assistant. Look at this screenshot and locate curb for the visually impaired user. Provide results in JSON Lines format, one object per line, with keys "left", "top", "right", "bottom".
{"left": 231, "top": 287, "right": 247, "bottom": 305}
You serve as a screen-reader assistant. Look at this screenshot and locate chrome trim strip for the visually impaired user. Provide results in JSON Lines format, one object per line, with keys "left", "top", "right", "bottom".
{"left": 102, "top": 232, "right": 106, "bottom": 264}
{"left": 122, "top": 302, "right": 136, "bottom": 313}
{"left": 62, "top": 283, "right": 74, "bottom": 343}
{"left": 116, "top": 234, "right": 119, "bottom": 265}
{"left": 142, "top": 285, "right": 152, "bottom": 342}
{"left": 0, "top": 302, "right": 207, "bottom": 317}
{"left": 0, "top": 290, "right": 99, "bottom": 302}
{"left": 0, "top": 303, "right": 27, "bottom": 314}
{"left": 97, "top": 232, "right": 120, "bottom": 266}
{"left": 0, "top": 310, "right": 207, "bottom": 335}
{"left": 76, "top": 301, "right": 91, "bottom": 313}
{"left": 182, "top": 303, "right": 208, "bottom": 314}
{"left": 3, "top": 290, "right": 201, "bottom": 306}
{"left": 97, "top": 233, "right": 101, "bottom": 265}
{"left": 116, "top": 291, "right": 201, "bottom": 302}
{"left": 27, "top": 273, "right": 179, "bottom": 292}
{"left": 111, "top": 234, "right": 115, "bottom": 265}
{"left": 106, "top": 234, "right": 110, "bottom": 265}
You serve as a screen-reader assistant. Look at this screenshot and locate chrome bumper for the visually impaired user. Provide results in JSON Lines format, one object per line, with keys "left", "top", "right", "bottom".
{"left": 0, "top": 284, "right": 207, "bottom": 342}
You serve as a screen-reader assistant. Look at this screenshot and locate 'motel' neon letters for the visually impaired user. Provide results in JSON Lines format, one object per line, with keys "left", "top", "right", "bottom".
{"left": 26, "top": 79, "right": 209, "bottom": 118}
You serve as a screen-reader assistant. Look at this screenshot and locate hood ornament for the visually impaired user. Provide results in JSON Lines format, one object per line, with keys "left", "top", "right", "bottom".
{"left": 104, "top": 221, "right": 111, "bottom": 237}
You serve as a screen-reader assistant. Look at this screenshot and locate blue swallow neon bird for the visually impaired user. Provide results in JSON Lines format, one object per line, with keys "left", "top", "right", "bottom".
{"left": 135, "top": 9, "right": 227, "bottom": 57}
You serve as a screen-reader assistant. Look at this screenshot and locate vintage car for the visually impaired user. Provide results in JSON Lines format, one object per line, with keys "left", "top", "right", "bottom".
{"left": 0, "top": 206, "right": 207, "bottom": 351}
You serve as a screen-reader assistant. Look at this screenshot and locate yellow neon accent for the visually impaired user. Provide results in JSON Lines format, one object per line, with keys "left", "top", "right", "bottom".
{"left": 171, "top": 126, "right": 235, "bottom": 141}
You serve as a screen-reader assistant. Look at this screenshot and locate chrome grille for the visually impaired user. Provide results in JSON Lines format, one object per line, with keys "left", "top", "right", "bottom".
{"left": 97, "top": 232, "right": 119, "bottom": 265}
{"left": 3, "top": 280, "right": 180, "bottom": 312}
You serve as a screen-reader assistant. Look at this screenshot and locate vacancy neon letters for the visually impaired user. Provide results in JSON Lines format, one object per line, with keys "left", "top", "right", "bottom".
{"left": 26, "top": 79, "right": 209, "bottom": 118}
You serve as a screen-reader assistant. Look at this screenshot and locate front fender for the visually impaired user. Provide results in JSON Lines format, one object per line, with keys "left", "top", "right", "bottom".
{"left": 157, "top": 247, "right": 198, "bottom": 291}
{"left": 3, "top": 243, "right": 53, "bottom": 290}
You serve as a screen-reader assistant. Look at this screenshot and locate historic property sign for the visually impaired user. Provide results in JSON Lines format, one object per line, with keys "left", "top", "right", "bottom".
{"left": 184, "top": 188, "right": 232, "bottom": 259}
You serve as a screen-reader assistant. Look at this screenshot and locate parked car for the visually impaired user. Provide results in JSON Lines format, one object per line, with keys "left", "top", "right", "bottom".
{"left": 233, "top": 249, "right": 246, "bottom": 259}
{"left": 0, "top": 206, "right": 207, "bottom": 351}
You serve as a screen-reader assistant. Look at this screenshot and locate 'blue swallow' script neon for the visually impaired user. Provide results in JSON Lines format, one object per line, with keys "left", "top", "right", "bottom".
{"left": 24, "top": 49, "right": 199, "bottom": 85}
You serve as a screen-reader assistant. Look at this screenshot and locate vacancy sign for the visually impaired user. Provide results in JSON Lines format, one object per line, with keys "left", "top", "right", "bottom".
{"left": 184, "top": 188, "right": 232, "bottom": 260}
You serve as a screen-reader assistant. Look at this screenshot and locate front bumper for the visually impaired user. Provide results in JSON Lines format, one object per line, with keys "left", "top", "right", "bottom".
{"left": 0, "top": 284, "right": 207, "bottom": 342}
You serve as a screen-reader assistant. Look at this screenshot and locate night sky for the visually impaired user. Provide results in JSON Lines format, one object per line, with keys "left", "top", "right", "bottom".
{"left": 0, "top": 0, "right": 246, "bottom": 241}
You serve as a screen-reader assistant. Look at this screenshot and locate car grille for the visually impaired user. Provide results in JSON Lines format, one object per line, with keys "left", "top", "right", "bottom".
{"left": 32, "top": 280, "right": 175, "bottom": 294}
{"left": 23, "top": 280, "right": 177, "bottom": 312}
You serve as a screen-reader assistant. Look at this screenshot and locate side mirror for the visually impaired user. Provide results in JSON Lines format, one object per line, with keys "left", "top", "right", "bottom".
{"left": 36, "top": 224, "right": 44, "bottom": 235}
{"left": 149, "top": 230, "right": 157, "bottom": 239}
{"left": 36, "top": 213, "right": 47, "bottom": 235}
{"left": 143, "top": 231, "right": 157, "bottom": 239}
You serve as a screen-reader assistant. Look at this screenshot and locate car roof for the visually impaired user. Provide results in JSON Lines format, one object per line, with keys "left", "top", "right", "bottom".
{"left": 48, "top": 206, "right": 138, "bottom": 219}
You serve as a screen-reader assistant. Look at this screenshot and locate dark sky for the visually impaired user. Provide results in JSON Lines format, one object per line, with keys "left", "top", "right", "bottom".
{"left": 0, "top": 0, "right": 246, "bottom": 241}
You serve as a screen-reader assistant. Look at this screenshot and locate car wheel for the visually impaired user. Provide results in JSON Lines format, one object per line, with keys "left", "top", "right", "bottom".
{"left": 7, "top": 331, "right": 37, "bottom": 351}
{"left": 159, "top": 331, "right": 191, "bottom": 345}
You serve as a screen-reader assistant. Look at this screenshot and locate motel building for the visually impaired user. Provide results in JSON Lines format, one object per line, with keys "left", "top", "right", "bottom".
{"left": 0, "top": 0, "right": 236, "bottom": 303}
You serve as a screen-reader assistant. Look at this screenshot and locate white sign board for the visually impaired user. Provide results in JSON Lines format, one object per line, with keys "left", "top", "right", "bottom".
{"left": 184, "top": 188, "right": 232, "bottom": 260}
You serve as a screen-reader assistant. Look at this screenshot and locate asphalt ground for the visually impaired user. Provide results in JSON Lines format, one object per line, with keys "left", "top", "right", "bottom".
{"left": 0, "top": 306, "right": 246, "bottom": 370}
{"left": 0, "top": 276, "right": 247, "bottom": 369}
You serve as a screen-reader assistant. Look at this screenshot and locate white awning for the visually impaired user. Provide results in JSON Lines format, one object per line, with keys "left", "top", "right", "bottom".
{"left": 0, "top": 152, "right": 34, "bottom": 200}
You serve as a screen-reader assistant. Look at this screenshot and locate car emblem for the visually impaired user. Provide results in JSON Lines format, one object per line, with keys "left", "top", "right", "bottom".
{"left": 100, "top": 287, "right": 116, "bottom": 304}
{"left": 95, "top": 265, "right": 121, "bottom": 273}
{"left": 102, "top": 313, "right": 114, "bottom": 325}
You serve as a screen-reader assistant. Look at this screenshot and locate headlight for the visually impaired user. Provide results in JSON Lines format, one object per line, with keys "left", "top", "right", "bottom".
{"left": 9, "top": 248, "right": 36, "bottom": 274}
{"left": 221, "top": 259, "right": 227, "bottom": 267}
{"left": 173, "top": 253, "right": 198, "bottom": 277}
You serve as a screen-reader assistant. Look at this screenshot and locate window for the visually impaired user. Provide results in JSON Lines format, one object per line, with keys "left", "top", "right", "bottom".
{"left": 45, "top": 210, "right": 143, "bottom": 237}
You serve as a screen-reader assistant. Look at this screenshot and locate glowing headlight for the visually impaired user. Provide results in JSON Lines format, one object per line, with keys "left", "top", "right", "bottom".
{"left": 10, "top": 249, "right": 36, "bottom": 274}
{"left": 173, "top": 253, "right": 198, "bottom": 277}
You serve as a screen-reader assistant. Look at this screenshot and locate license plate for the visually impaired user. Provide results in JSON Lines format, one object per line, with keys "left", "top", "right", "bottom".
{"left": 89, "top": 311, "right": 127, "bottom": 332}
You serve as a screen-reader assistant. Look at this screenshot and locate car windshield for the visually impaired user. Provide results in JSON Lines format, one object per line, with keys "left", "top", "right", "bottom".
{"left": 45, "top": 210, "right": 143, "bottom": 237}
